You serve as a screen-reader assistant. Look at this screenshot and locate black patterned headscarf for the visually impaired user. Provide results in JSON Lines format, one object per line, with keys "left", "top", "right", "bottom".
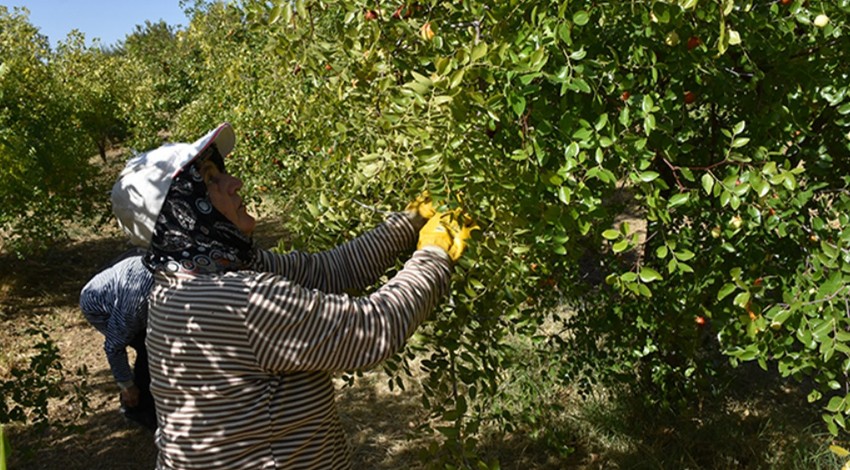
{"left": 144, "top": 145, "right": 256, "bottom": 274}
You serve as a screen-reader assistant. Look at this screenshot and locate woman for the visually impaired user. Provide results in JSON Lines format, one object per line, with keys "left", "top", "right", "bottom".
{"left": 110, "top": 123, "right": 472, "bottom": 469}
{"left": 79, "top": 247, "right": 156, "bottom": 431}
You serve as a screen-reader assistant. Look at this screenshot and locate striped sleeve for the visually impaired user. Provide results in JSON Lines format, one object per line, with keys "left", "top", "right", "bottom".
{"left": 253, "top": 212, "right": 418, "bottom": 294}
{"left": 245, "top": 247, "right": 451, "bottom": 372}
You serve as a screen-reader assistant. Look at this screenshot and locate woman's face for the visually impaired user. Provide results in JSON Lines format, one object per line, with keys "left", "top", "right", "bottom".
{"left": 199, "top": 159, "right": 256, "bottom": 236}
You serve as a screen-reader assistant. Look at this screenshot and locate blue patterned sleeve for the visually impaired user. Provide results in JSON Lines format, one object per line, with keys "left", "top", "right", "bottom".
{"left": 79, "top": 256, "right": 153, "bottom": 384}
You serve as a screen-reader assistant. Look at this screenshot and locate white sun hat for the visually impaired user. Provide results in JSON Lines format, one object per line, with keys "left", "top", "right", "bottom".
{"left": 111, "top": 123, "right": 236, "bottom": 247}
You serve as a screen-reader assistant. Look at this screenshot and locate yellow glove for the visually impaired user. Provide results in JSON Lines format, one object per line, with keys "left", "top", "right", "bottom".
{"left": 405, "top": 192, "right": 437, "bottom": 230}
{"left": 417, "top": 212, "right": 452, "bottom": 255}
{"left": 442, "top": 210, "right": 479, "bottom": 261}
{"left": 417, "top": 210, "right": 479, "bottom": 262}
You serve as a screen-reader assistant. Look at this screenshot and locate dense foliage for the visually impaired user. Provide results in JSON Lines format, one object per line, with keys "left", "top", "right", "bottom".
{"left": 2, "top": 0, "right": 850, "bottom": 466}
{"left": 0, "top": 7, "right": 105, "bottom": 252}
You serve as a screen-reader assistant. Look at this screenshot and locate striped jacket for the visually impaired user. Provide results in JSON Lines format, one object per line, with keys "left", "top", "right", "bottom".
{"left": 147, "top": 213, "right": 452, "bottom": 469}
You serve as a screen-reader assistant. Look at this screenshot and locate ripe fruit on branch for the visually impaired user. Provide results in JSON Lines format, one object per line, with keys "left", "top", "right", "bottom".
{"left": 621, "top": 91, "right": 631, "bottom": 101}
{"left": 392, "top": 3, "right": 420, "bottom": 19}
{"left": 687, "top": 36, "right": 701, "bottom": 50}
{"left": 695, "top": 316, "right": 706, "bottom": 326}
{"left": 420, "top": 22, "right": 435, "bottom": 40}
{"left": 684, "top": 91, "right": 696, "bottom": 104}
{"left": 364, "top": 9, "right": 378, "bottom": 21}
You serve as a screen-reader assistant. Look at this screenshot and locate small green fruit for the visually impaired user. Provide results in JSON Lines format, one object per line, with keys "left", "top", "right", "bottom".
{"left": 729, "top": 215, "right": 743, "bottom": 230}
{"left": 665, "top": 31, "right": 680, "bottom": 47}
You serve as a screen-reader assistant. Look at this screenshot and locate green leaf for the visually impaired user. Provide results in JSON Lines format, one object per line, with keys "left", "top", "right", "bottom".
{"left": 733, "top": 291, "right": 751, "bottom": 309}
{"left": 471, "top": 42, "right": 488, "bottom": 62}
{"left": 469, "top": 278, "right": 485, "bottom": 291}
{"left": 449, "top": 69, "right": 465, "bottom": 89}
{"left": 701, "top": 173, "right": 714, "bottom": 195}
{"left": 720, "top": 190, "right": 731, "bottom": 207}
{"left": 827, "top": 415, "right": 839, "bottom": 436}
{"left": 717, "top": 283, "right": 737, "bottom": 301}
{"left": 570, "top": 78, "right": 591, "bottom": 93}
{"left": 432, "top": 95, "right": 453, "bottom": 106}
{"left": 816, "top": 271, "right": 842, "bottom": 299}
{"left": 564, "top": 142, "right": 580, "bottom": 159}
{"left": 612, "top": 239, "right": 629, "bottom": 253}
{"left": 642, "top": 95, "right": 654, "bottom": 114}
{"left": 733, "top": 121, "right": 746, "bottom": 135}
{"left": 411, "top": 71, "right": 433, "bottom": 86}
{"left": 730, "top": 194, "right": 741, "bottom": 210}
{"left": 644, "top": 114, "right": 656, "bottom": 135}
{"left": 602, "top": 229, "right": 620, "bottom": 240}
{"left": 668, "top": 193, "right": 689, "bottom": 207}
{"left": 621, "top": 272, "right": 638, "bottom": 282}
{"left": 436, "top": 426, "right": 460, "bottom": 439}
{"left": 404, "top": 81, "right": 431, "bottom": 95}
{"left": 768, "top": 307, "right": 792, "bottom": 326}
{"left": 557, "top": 186, "right": 571, "bottom": 204}
{"left": 827, "top": 396, "right": 845, "bottom": 413}
{"left": 570, "top": 48, "right": 587, "bottom": 61}
{"left": 511, "top": 95, "right": 527, "bottom": 117}
{"left": 731, "top": 137, "right": 750, "bottom": 148}
{"left": 595, "top": 113, "right": 609, "bottom": 131}
{"left": 639, "top": 267, "right": 662, "bottom": 283}
{"left": 639, "top": 171, "right": 660, "bottom": 182}
{"left": 674, "top": 249, "right": 695, "bottom": 261}
{"left": 269, "top": 4, "right": 282, "bottom": 24}
{"left": 783, "top": 172, "right": 797, "bottom": 190}
{"left": 573, "top": 11, "right": 590, "bottom": 26}
{"left": 751, "top": 176, "right": 769, "bottom": 198}
{"left": 813, "top": 319, "right": 834, "bottom": 342}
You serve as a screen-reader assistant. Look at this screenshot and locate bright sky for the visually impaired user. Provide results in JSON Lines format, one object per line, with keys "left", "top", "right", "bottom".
{"left": 4, "top": 0, "right": 190, "bottom": 48}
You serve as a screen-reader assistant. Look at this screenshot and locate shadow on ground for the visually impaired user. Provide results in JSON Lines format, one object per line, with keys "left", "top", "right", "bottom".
{"left": 7, "top": 406, "right": 157, "bottom": 470}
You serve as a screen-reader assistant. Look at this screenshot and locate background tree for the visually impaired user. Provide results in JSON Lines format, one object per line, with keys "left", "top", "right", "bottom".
{"left": 0, "top": 7, "right": 102, "bottom": 254}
